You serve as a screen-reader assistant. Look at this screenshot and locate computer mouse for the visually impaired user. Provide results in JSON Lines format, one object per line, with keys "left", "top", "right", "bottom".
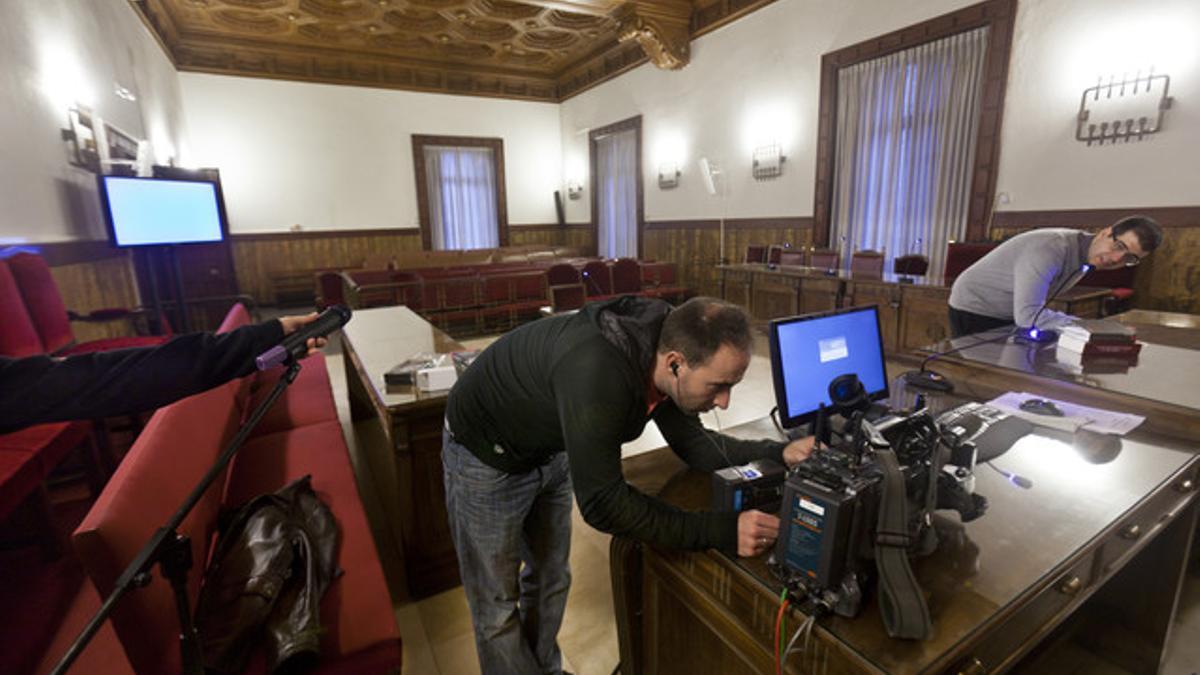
{"left": 1019, "top": 398, "right": 1064, "bottom": 416}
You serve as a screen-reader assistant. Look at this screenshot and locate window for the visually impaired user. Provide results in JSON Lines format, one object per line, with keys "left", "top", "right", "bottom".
{"left": 412, "top": 135, "right": 508, "bottom": 250}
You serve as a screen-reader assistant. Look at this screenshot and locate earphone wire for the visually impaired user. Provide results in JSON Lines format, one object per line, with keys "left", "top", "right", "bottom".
{"left": 675, "top": 363, "right": 737, "bottom": 469}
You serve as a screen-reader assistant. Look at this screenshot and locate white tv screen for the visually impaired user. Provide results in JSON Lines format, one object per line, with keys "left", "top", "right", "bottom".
{"left": 100, "top": 176, "right": 226, "bottom": 246}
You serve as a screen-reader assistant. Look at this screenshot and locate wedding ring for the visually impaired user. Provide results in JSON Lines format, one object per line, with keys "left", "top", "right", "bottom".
{"left": 758, "top": 536, "right": 767, "bottom": 546}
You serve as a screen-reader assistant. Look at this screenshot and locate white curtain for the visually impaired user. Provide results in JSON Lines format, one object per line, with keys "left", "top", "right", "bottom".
{"left": 830, "top": 27, "right": 989, "bottom": 279}
{"left": 595, "top": 128, "right": 638, "bottom": 259}
{"left": 424, "top": 145, "right": 499, "bottom": 250}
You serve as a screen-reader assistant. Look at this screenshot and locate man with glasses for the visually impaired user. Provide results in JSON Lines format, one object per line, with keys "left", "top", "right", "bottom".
{"left": 947, "top": 215, "right": 1163, "bottom": 337}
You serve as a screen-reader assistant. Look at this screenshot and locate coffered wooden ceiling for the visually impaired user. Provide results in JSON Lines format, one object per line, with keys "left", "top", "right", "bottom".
{"left": 131, "top": 0, "right": 778, "bottom": 101}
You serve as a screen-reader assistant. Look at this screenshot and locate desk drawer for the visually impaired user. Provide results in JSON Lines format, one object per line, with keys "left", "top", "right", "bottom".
{"left": 1097, "top": 464, "right": 1200, "bottom": 575}
{"left": 957, "top": 554, "right": 1094, "bottom": 673}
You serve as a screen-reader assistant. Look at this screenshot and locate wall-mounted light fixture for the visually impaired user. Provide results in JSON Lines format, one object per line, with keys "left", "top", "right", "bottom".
{"left": 1076, "top": 69, "right": 1173, "bottom": 146}
{"left": 566, "top": 180, "right": 584, "bottom": 200}
{"left": 657, "top": 162, "right": 680, "bottom": 189}
{"left": 752, "top": 143, "right": 785, "bottom": 180}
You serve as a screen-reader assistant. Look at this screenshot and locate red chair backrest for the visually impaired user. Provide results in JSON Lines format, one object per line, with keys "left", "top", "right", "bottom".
{"left": 767, "top": 246, "right": 783, "bottom": 265}
{"left": 611, "top": 259, "right": 642, "bottom": 294}
{"left": 778, "top": 251, "right": 805, "bottom": 266}
{"left": 545, "top": 263, "right": 580, "bottom": 286}
{"left": 6, "top": 253, "right": 74, "bottom": 353}
{"left": 893, "top": 254, "right": 930, "bottom": 276}
{"left": 850, "top": 250, "right": 885, "bottom": 276}
{"left": 73, "top": 381, "right": 243, "bottom": 674}
{"left": 809, "top": 249, "right": 840, "bottom": 270}
{"left": 744, "top": 245, "right": 767, "bottom": 264}
{"left": 581, "top": 261, "right": 612, "bottom": 296}
{"left": 0, "top": 260, "right": 45, "bottom": 357}
{"left": 316, "top": 271, "right": 346, "bottom": 310}
{"left": 943, "top": 242, "right": 997, "bottom": 284}
{"left": 1079, "top": 265, "right": 1135, "bottom": 290}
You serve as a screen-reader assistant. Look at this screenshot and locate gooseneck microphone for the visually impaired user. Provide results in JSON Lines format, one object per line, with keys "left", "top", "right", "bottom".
{"left": 902, "top": 328, "right": 1021, "bottom": 393}
{"left": 256, "top": 305, "right": 352, "bottom": 371}
{"left": 1017, "top": 263, "right": 1093, "bottom": 344}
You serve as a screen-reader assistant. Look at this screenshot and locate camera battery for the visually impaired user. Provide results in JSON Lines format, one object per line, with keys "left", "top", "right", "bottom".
{"left": 711, "top": 459, "right": 786, "bottom": 513}
{"left": 776, "top": 474, "right": 857, "bottom": 587}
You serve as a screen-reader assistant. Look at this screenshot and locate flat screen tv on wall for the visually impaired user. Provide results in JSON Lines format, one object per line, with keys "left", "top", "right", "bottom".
{"left": 97, "top": 175, "right": 229, "bottom": 247}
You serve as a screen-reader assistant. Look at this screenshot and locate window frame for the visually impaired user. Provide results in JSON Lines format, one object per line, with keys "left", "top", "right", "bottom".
{"left": 412, "top": 134, "right": 509, "bottom": 251}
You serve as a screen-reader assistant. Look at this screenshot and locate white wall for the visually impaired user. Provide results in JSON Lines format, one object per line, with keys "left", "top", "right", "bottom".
{"left": 180, "top": 74, "right": 563, "bottom": 233}
{"left": 996, "top": 0, "right": 1200, "bottom": 209}
{"left": 0, "top": 0, "right": 188, "bottom": 243}
{"left": 560, "top": 0, "right": 1200, "bottom": 224}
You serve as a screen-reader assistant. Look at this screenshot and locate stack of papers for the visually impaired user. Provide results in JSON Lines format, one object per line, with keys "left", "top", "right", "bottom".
{"left": 987, "top": 391, "right": 1145, "bottom": 436}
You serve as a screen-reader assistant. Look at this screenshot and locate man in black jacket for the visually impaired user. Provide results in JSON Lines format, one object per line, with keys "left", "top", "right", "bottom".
{"left": 443, "top": 296, "right": 815, "bottom": 674}
{"left": 0, "top": 313, "right": 325, "bottom": 434}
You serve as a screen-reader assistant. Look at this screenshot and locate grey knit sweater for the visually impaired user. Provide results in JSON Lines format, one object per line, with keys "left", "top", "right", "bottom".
{"left": 949, "top": 228, "right": 1093, "bottom": 329}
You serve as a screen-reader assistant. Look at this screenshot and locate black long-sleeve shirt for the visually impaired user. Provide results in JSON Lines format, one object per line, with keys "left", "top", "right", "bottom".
{"left": 445, "top": 297, "right": 784, "bottom": 553}
{"left": 0, "top": 321, "right": 283, "bottom": 434}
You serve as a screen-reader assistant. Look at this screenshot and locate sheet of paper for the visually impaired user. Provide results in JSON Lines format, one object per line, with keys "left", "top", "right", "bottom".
{"left": 987, "top": 391, "right": 1145, "bottom": 436}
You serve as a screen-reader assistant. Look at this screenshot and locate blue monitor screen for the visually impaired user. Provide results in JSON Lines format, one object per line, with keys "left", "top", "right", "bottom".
{"left": 99, "top": 176, "right": 226, "bottom": 247}
{"left": 769, "top": 306, "right": 889, "bottom": 428}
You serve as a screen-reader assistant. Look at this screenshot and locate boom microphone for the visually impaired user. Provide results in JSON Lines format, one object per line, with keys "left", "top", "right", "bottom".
{"left": 255, "top": 305, "right": 351, "bottom": 371}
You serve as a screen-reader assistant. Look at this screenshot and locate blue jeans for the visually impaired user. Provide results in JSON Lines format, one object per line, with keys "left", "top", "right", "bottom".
{"left": 442, "top": 427, "right": 573, "bottom": 675}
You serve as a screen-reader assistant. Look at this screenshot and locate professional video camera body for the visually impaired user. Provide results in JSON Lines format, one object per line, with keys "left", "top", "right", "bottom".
{"left": 770, "top": 374, "right": 987, "bottom": 640}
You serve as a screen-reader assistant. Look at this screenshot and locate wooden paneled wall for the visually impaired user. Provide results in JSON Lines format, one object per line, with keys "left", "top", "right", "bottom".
{"left": 644, "top": 217, "right": 813, "bottom": 299}
{"left": 991, "top": 207, "right": 1200, "bottom": 315}
{"left": 230, "top": 224, "right": 592, "bottom": 305}
{"left": 229, "top": 228, "right": 424, "bottom": 304}
{"left": 508, "top": 224, "right": 594, "bottom": 253}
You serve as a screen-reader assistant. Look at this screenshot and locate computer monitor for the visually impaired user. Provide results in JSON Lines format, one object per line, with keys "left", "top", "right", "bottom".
{"left": 768, "top": 305, "right": 890, "bottom": 429}
{"left": 98, "top": 175, "right": 229, "bottom": 247}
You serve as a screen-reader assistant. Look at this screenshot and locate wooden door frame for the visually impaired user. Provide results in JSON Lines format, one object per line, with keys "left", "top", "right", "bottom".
{"left": 412, "top": 134, "right": 509, "bottom": 251}
{"left": 589, "top": 115, "right": 644, "bottom": 258}
{"left": 810, "top": 0, "right": 1016, "bottom": 247}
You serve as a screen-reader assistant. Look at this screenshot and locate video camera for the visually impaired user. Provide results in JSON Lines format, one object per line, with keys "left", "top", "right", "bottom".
{"left": 770, "top": 373, "right": 987, "bottom": 640}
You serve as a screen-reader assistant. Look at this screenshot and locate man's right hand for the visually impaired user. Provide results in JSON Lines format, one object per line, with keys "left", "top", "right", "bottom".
{"left": 737, "top": 509, "right": 780, "bottom": 557}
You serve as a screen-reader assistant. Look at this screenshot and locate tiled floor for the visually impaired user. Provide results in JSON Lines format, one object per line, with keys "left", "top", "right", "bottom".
{"left": 312, "top": 323, "right": 1199, "bottom": 675}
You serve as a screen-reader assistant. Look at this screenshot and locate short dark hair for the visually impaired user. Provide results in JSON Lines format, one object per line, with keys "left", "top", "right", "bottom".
{"left": 1111, "top": 215, "right": 1163, "bottom": 253}
{"left": 658, "top": 297, "right": 752, "bottom": 366}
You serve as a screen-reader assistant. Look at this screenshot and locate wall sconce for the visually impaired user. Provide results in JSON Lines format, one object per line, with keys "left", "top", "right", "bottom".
{"left": 752, "top": 144, "right": 785, "bottom": 180}
{"left": 1076, "top": 69, "right": 1173, "bottom": 146}
{"left": 566, "top": 181, "right": 584, "bottom": 200}
{"left": 657, "top": 162, "right": 680, "bottom": 189}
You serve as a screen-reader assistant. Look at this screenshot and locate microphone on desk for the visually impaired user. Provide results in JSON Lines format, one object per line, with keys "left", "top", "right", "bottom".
{"left": 901, "top": 329, "right": 1019, "bottom": 393}
{"left": 582, "top": 270, "right": 604, "bottom": 297}
{"left": 255, "top": 305, "right": 352, "bottom": 371}
{"left": 1016, "top": 263, "right": 1093, "bottom": 344}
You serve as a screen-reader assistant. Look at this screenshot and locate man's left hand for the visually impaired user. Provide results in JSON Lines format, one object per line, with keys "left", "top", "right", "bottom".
{"left": 782, "top": 435, "right": 817, "bottom": 466}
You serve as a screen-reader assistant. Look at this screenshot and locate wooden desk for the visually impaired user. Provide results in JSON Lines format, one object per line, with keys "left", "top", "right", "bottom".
{"left": 717, "top": 264, "right": 1109, "bottom": 352}
{"left": 1115, "top": 309, "right": 1200, "bottom": 351}
{"left": 613, "top": 416, "right": 1200, "bottom": 674}
{"left": 905, "top": 320, "right": 1200, "bottom": 442}
{"left": 342, "top": 306, "right": 464, "bottom": 600}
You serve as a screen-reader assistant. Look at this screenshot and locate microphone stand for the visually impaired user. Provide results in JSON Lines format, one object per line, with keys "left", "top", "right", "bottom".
{"left": 52, "top": 360, "right": 304, "bottom": 675}
{"left": 1014, "top": 264, "right": 1092, "bottom": 344}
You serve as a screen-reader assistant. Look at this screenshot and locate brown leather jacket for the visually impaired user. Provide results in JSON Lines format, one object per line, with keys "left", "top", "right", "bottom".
{"left": 196, "top": 475, "right": 340, "bottom": 674}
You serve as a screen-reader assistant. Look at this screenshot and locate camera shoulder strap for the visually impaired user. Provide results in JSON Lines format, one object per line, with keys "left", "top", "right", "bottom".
{"left": 873, "top": 447, "right": 932, "bottom": 640}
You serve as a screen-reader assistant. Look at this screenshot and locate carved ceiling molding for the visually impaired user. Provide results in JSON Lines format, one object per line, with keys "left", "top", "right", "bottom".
{"left": 131, "top": 0, "right": 781, "bottom": 101}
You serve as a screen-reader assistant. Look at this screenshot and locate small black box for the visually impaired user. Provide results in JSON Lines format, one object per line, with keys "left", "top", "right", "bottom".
{"left": 711, "top": 459, "right": 786, "bottom": 513}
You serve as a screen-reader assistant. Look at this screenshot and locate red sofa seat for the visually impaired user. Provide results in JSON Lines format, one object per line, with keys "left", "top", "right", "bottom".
{"left": 64, "top": 304, "right": 400, "bottom": 674}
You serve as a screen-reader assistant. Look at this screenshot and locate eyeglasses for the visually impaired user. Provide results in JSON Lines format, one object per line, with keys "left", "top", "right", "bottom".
{"left": 1110, "top": 232, "right": 1142, "bottom": 267}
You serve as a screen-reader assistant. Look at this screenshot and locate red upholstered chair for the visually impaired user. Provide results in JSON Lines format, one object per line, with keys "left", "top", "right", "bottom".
{"left": 581, "top": 260, "right": 614, "bottom": 299}
{"left": 315, "top": 271, "right": 346, "bottom": 310}
{"left": 1079, "top": 265, "right": 1137, "bottom": 315}
{"left": 893, "top": 254, "right": 930, "bottom": 277}
{"left": 5, "top": 252, "right": 167, "bottom": 356}
{"left": 744, "top": 245, "right": 767, "bottom": 264}
{"left": 0, "top": 260, "right": 45, "bottom": 357}
{"left": 611, "top": 258, "right": 644, "bottom": 295}
{"left": 809, "top": 249, "right": 840, "bottom": 271}
{"left": 943, "top": 242, "right": 998, "bottom": 285}
{"left": 778, "top": 251, "right": 805, "bottom": 266}
{"left": 850, "top": 250, "right": 885, "bottom": 276}
{"left": 767, "top": 245, "right": 784, "bottom": 266}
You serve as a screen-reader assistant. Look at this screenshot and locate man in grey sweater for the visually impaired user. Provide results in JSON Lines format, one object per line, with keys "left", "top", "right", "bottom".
{"left": 947, "top": 215, "right": 1163, "bottom": 337}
